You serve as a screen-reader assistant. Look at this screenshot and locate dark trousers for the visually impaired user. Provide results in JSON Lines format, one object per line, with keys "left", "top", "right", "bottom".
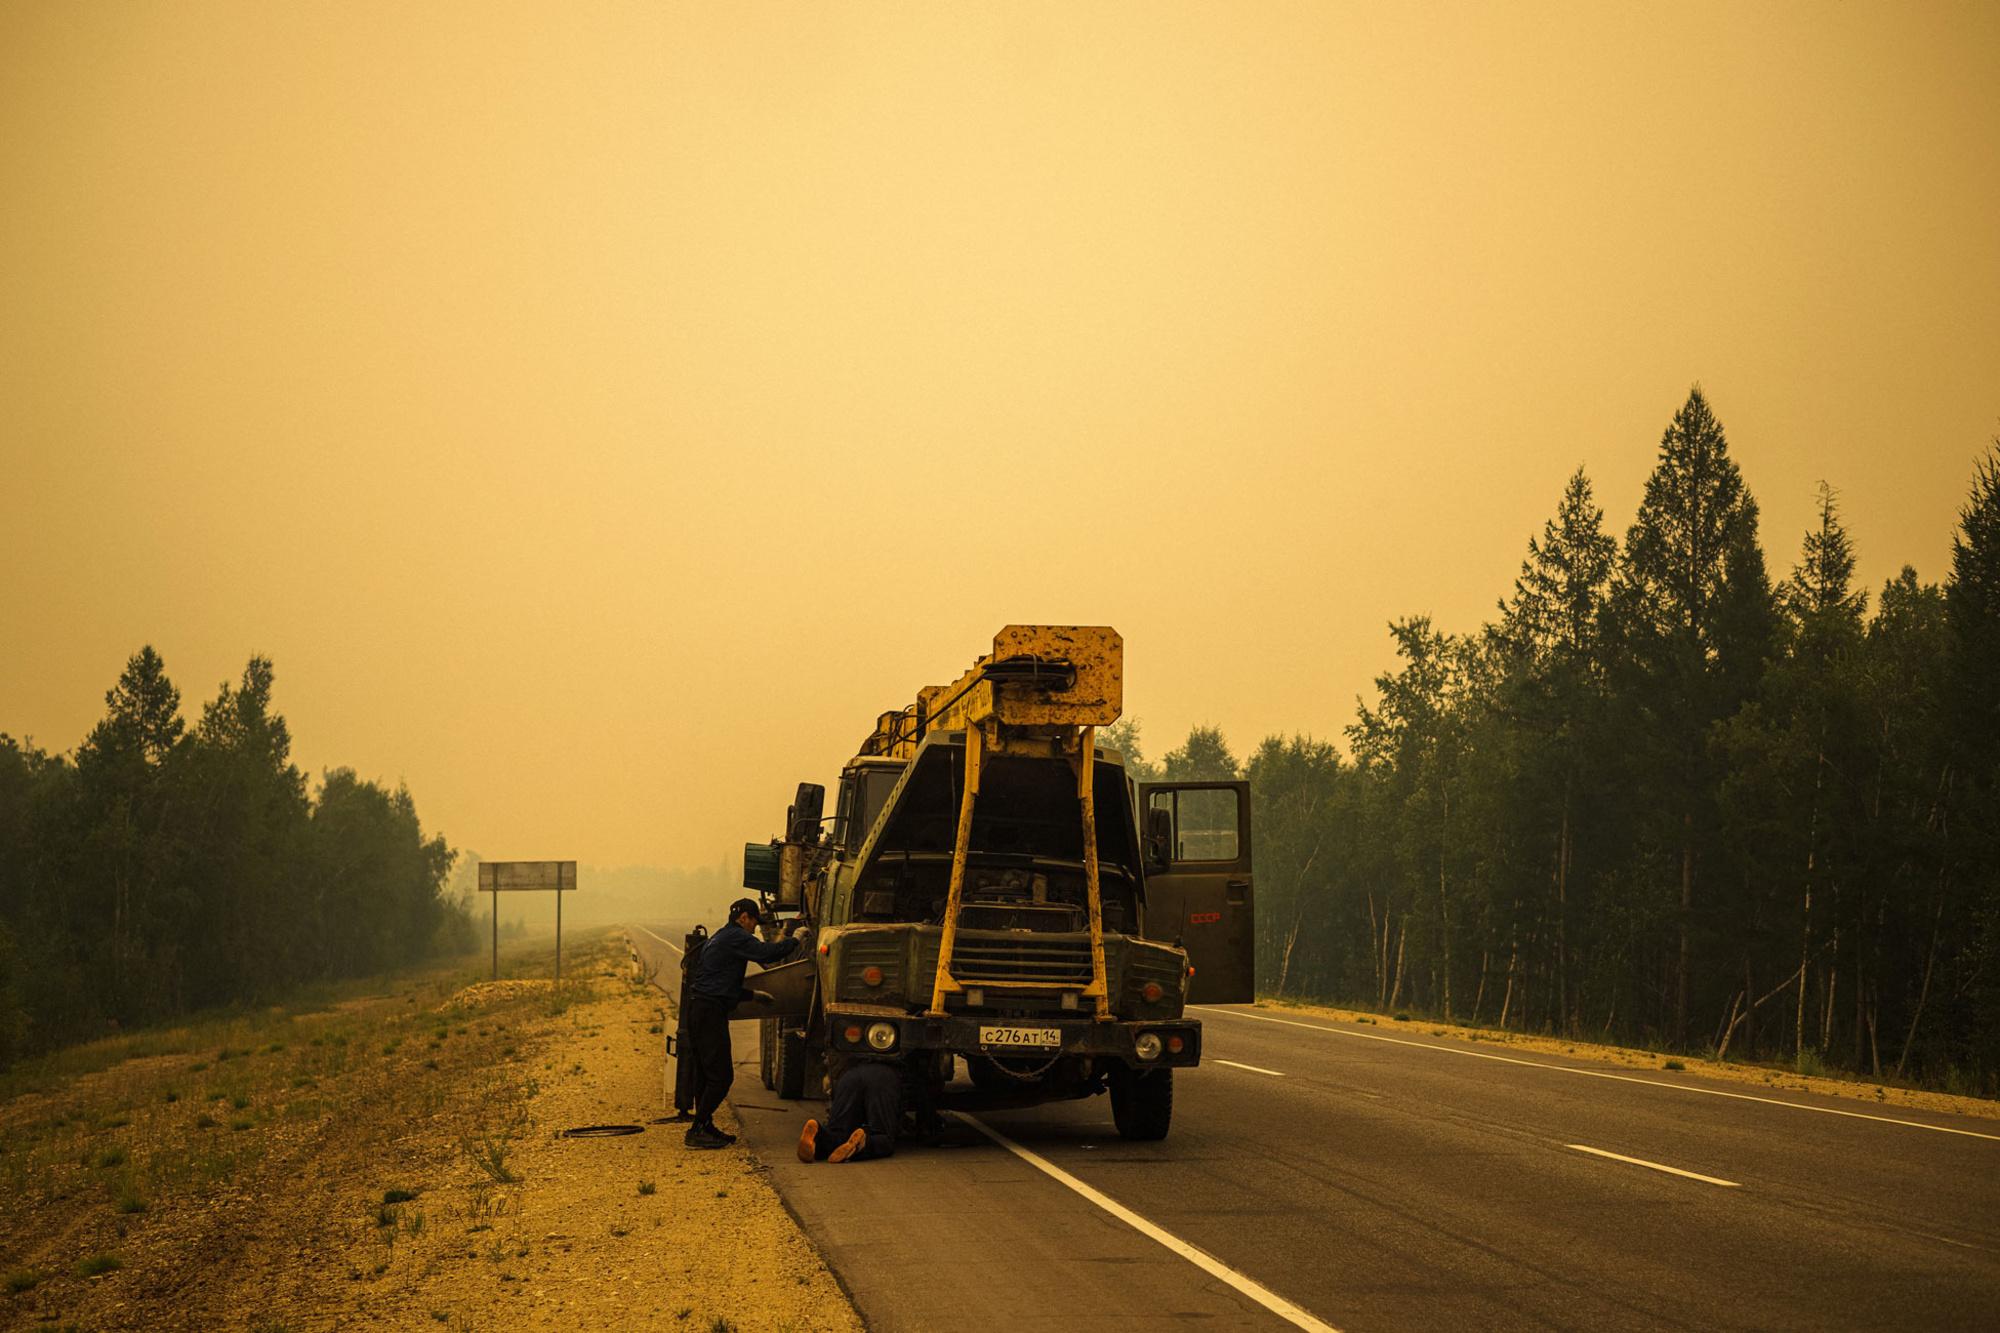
{"left": 818, "top": 1059, "right": 902, "bottom": 1161}
{"left": 683, "top": 993, "right": 734, "bottom": 1123}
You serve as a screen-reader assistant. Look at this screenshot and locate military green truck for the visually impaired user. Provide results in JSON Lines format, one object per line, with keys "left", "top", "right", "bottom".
{"left": 738, "top": 626, "right": 1252, "bottom": 1141}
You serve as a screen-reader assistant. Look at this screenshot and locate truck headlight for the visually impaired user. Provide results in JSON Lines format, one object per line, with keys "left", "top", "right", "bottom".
{"left": 1134, "top": 1032, "right": 1163, "bottom": 1061}
{"left": 866, "top": 1022, "right": 898, "bottom": 1052}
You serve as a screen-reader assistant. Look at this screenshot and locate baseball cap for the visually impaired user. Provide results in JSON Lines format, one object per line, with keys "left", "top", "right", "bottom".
{"left": 729, "top": 897, "right": 762, "bottom": 922}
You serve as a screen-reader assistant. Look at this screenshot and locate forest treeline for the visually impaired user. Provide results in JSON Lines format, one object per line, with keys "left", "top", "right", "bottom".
{"left": 0, "top": 653, "right": 473, "bottom": 1065}
{"left": 1113, "top": 389, "right": 2000, "bottom": 1095}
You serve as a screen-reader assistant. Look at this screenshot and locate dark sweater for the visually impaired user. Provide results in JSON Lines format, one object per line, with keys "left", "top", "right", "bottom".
{"left": 690, "top": 921, "right": 801, "bottom": 1002}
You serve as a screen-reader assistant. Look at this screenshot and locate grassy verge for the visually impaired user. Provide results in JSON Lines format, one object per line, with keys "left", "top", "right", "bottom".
{"left": 1, "top": 928, "right": 859, "bottom": 1332}
{"left": 1257, "top": 995, "right": 2000, "bottom": 1121}
{"left": 0, "top": 930, "right": 618, "bottom": 1331}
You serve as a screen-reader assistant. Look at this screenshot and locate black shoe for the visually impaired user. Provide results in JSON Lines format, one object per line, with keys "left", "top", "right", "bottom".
{"left": 699, "top": 1121, "right": 737, "bottom": 1145}
{"left": 684, "top": 1125, "right": 728, "bottom": 1149}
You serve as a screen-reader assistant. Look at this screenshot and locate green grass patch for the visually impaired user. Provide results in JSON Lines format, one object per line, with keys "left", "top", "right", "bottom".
{"left": 75, "top": 1252, "right": 122, "bottom": 1277}
{"left": 95, "top": 1146, "right": 128, "bottom": 1169}
{"left": 1663, "top": 1058, "right": 1685, "bottom": 1071}
{"left": 637, "top": 1180, "right": 656, "bottom": 1196}
{"left": 382, "top": 1188, "right": 419, "bottom": 1204}
{"left": 5, "top": 1269, "right": 40, "bottom": 1293}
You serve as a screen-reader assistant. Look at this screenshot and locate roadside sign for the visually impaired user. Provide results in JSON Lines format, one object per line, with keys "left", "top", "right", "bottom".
{"left": 478, "top": 861, "right": 578, "bottom": 892}
{"left": 476, "top": 860, "right": 579, "bottom": 981}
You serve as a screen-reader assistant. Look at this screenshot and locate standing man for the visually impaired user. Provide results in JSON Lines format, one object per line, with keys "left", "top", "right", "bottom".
{"left": 683, "top": 897, "right": 804, "bottom": 1149}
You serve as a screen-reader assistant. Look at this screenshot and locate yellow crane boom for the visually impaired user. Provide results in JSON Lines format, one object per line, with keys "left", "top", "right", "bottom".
{"left": 859, "top": 626, "right": 1125, "bottom": 1020}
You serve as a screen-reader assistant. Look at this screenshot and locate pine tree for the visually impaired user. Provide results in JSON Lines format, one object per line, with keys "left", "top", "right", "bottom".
{"left": 1772, "top": 485, "right": 1867, "bottom": 1059}
{"left": 1942, "top": 442, "right": 2000, "bottom": 1079}
{"left": 1857, "top": 568, "right": 1951, "bottom": 1077}
{"left": 1613, "top": 387, "right": 1774, "bottom": 1044}
{"left": 1496, "top": 468, "right": 1616, "bottom": 1031}
{"left": 73, "top": 647, "right": 188, "bottom": 1014}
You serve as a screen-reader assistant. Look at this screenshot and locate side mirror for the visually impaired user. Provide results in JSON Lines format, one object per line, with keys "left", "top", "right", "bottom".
{"left": 786, "top": 783, "right": 826, "bottom": 843}
{"left": 743, "top": 842, "right": 781, "bottom": 893}
{"left": 1144, "top": 805, "right": 1174, "bottom": 872}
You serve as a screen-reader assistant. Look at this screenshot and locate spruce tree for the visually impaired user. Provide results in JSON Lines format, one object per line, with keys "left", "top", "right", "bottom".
{"left": 1613, "top": 387, "right": 1774, "bottom": 1044}
{"left": 1497, "top": 468, "right": 1615, "bottom": 1031}
{"left": 1943, "top": 443, "right": 2000, "bottom": 1078}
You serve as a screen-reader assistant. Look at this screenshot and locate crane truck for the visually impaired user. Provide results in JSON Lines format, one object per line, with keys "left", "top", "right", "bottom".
{"left": 736, "top": 625, "right": 1253, "bottom": 1141}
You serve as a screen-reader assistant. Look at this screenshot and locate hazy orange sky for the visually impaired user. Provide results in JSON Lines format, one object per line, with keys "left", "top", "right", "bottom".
{"left": 5, "top": 2, "right": 1997, "bottom": 871}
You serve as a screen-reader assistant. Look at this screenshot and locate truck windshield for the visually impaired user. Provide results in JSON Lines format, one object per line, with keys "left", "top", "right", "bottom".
{"left": 851, "top": 747, "right": 1143, "bottom": 929}
{"left": 853, "top": 768, "right": 900, "bottom": 850}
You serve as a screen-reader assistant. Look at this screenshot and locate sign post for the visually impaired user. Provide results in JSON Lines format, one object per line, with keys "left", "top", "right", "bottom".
{"left": 477, "top": 861, "right": 579, "bottom": 981}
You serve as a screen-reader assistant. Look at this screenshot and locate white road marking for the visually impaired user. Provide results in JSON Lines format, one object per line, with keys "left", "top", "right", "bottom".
{"left": 1214, "top": 1059, "right": 1287, "bottom": 1077}
{"left": 957, "top": 1112, "right": 1341, "bottom": 1333}
{"left": 1565, "top": 1143, "right": 1741, "bottom": 1187}
{"left": 631, "top": 925, "right": 684, "bottom": 956}
{"left": 1194, "top": 1006, "right": 2000, "bottom": 1143}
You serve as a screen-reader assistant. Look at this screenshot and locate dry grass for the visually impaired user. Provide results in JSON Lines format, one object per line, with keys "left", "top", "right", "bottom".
{"left": 1260, "top": 996, "right": 2000, "bottom": 1122}
{"left": 1, "top": 928, "right": 859, "bottom": 1332}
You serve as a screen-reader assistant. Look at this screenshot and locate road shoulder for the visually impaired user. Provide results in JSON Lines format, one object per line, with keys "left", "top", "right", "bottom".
{"left": 1251, "top": 997, "right": 2000, "bottom": 1123}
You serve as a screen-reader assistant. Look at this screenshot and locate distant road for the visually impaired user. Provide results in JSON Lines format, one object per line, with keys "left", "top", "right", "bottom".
{"left": 629, "top": 924, "right": 684, "bottom": 959}
{"left": 625, "top": 926, "right": 2000, "bottom": 1331}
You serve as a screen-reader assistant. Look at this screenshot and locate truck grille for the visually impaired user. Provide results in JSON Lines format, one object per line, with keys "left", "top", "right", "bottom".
{"left": 1122, "top": 947, "right": 1185, "bottom": 1010}
{"left": 837, "top": 931, "right": 904, "bottom": 996}
{"left": 950, "top": 934, "right": 1095, "bottom": 987}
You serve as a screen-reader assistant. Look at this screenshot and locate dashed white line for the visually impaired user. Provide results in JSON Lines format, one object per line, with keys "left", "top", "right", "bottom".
{"left": 1214, "top": 1059, "right": 1287, "bottom": 1077}
{"left": 1566, "top": 1144, "right": 1740, "bottom": 1188}
{"left": 957, "top": 1112, "right": 1341, "bottom": 1333}
{"left": 1194, "top": 1005, "right": 2000, "bottom": 1142}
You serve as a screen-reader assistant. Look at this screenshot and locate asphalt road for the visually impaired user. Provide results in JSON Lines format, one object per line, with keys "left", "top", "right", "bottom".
{"left": 628, "top": 924, "right": 2000, "bottom": 1332}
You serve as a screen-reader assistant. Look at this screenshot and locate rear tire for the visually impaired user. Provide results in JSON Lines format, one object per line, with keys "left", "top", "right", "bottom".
{"left": 1110, "top": 1067, "right": 1172, "bottom": 1141}
{"left": 774, "top": 1026, "right": 807, "bottom": 1100}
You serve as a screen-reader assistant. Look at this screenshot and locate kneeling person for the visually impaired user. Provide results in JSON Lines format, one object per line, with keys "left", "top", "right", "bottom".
{"left": 797, "top": 1058, "right": 902, "bottom": 1164}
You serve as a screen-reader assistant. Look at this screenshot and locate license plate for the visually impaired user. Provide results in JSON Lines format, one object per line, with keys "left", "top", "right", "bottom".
{"left": 979, "top": 1025, "right": 1061, "bottom": 1050}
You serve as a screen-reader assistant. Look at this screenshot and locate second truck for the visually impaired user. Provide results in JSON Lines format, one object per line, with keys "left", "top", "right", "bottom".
{"left": 736, "top": 625, "right": 1253, "bottom": 1141}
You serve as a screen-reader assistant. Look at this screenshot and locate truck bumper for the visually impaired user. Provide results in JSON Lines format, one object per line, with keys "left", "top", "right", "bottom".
{"left": 823, "top": 1008, "right": 1202, "bottom": 1068}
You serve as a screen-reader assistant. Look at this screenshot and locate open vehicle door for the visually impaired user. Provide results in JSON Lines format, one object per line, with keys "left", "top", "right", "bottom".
{"left": 1138, "top": 781, "right": 1254, "bottom": 1003}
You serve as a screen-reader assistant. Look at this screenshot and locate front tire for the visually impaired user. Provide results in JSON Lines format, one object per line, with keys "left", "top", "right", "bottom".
{"left": 773, "top": 1026, "right": 808, "bottom": 1100}
{"left": 1110, "top": 1067, "right": 1172, "bottom": 1141}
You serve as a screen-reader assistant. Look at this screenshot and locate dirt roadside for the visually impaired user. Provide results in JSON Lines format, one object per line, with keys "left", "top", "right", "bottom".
{"left": 0, "top": 930, "right": 862, "bottom": 1332}
{"left": 1260, "top": 996, "right": 2000, "bottom": 1123}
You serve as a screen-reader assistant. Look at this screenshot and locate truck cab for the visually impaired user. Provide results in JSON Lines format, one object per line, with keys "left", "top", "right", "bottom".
{"left": 741, "top": 628, "right": 1253, "bottom": 1142}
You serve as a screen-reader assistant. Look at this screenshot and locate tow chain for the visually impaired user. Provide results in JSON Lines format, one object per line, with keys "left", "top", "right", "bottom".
{"left": 980, "top": 1051, "right": 1065, "bottom": 1082}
